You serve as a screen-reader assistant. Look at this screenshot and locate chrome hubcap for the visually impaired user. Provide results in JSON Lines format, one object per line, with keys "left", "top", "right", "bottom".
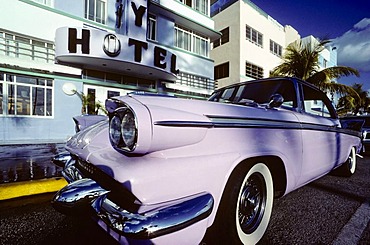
{"left": 238, "top": 173, "right": 266, "bottom": 234}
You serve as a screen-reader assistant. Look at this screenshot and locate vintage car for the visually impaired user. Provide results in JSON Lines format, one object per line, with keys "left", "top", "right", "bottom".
{"left": 52, "top": 77, "right": 362, "bottom": 244}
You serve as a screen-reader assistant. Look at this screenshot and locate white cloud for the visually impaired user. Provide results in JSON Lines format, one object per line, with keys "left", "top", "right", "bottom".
{"left": 333, "top": 18, "right": 370, "bottom": 72}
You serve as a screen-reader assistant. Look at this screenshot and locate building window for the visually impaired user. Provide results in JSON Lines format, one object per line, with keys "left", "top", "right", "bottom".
{"left": 175, "top": 25, "right": 209, "bottom": 57}
{"left": 176, "top": 72, "right": 215, "bottom": 91}
{"left": 175, "top": 25, "right": 192, "bottom": 52}
{"left": 107, "top": 90, "right": 120, "bottom": 98}
{"left": 193, "top": 34, "right": 208, "bottom": 57}
{"left": 214, "top": 62, "right": 229, "bottom": 80}
{"left": 194, "top": 0, "right": 208, "bottom": 15}
{"left": 177, "top": 0, "right": 209, "bottom": 15}
{"left": 323, "top": 59, "right": 327, "bottom": 68}
{"left": 0, "top": 73, "right": 53, "bottom": 117}
{"left": 245, "top": 61, "right": 263, "bottom": 79}
{"left": 0, "top": 30, "right": 55, "bottom": 63}
{"left": 246, "top": 25, "right": 263, "bottom": 47}
{"left": 220, "top": 27, "right": 229, "bottom": 45}
{"left": 270, "top": 40, "right": 282, "bottom": 57}
{"left": 213, "top": 27, "right": 229, "bottom": 48}
{"left": 147, "top": 14, "right": 157, "bottom": 41}
{"left": 85, "top": 0, "right": 106, "bottom": 24}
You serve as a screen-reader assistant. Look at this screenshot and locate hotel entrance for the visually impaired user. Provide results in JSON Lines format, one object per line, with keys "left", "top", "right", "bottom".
{"left": 82, "top": 84, "right": 133, "bottom": 115}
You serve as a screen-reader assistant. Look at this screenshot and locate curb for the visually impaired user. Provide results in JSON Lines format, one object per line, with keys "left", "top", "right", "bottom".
{"left": 332, "top": 199, "right": 370, "bottom": 245}
{"left": 0, "top": 178, "right": 68, "bottom": 201}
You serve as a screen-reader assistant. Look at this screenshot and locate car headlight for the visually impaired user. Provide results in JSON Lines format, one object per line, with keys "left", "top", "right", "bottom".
{"left": 110, "top": 115, "right": 122, "bottom": 145}
{"left": 109, "top": 107, "right": 137, "bottom": 152}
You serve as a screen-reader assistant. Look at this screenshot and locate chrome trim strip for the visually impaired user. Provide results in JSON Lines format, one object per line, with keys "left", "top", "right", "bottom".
{"left": 92, "top": 192, "right": 214, "bottom": 239}
{"left": 210, "top": 116, "right": 361, "bottom": 137}
{"left": 209, "top": 117, "right": 301, "bottom": 129}
{"left": 155, "top": 116, "right": 361, "bottom": 138}
{"left": 154, "top": 121, "right": 213, "bottom": 128}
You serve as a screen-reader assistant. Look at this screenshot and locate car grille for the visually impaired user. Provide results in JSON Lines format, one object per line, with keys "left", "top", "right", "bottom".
{"left": 74, "top": 157, "right": 141, "bottom": 213}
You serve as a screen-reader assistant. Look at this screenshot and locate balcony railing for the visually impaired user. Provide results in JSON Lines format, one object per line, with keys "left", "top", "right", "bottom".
{"left": 0, "top": 30, "right": 55, "bottom": 64}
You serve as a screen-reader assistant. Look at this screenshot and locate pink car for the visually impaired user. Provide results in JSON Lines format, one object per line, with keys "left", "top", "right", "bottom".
{"left": 52, "top": 77, "right": 362, "bottom": 244}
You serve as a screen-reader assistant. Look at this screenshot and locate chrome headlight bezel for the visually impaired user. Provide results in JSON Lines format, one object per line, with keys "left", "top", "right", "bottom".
{"left": 109, "top": 106, "right": 138, "bottom": 153}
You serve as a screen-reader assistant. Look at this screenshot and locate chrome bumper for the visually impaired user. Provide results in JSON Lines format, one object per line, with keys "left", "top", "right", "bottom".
{"left": 52, "top": 152, "right": 214, "bottom": 239}
{"left": 53, "top": 152, "right": 83, "bottom": 183}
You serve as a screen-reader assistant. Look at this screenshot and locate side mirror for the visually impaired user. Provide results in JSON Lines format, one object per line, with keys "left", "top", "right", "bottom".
{"left": 267, "top": 93, "right": 284, "bottom": 109}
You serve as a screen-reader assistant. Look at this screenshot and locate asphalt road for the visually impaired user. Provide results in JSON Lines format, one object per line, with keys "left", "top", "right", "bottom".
{"left": 0, "top": 157, "right": 370, "bottom": 245}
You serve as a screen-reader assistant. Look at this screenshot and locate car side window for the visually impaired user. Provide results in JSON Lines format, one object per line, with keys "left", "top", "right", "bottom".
{"left": 209, "top": 79, "right": 298, "bottom": 111}
{"left": 239, "top": 80, "right": 297, "bottom": 110}
{"left": 234, "top": 85, "right": 245, "bottom": 102}
{"left": 301, "top": 84, "right": 335, "bottom": 118}
{"left": 209, "top": 86, "right": 243, "bottom": 103}
{"left": 219, "top": 87, "right": 236, "bottom": 103}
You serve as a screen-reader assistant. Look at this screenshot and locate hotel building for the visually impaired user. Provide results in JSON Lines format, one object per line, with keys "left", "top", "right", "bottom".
{"left": 0, "top": 0, "right": 220, "bottom": 143}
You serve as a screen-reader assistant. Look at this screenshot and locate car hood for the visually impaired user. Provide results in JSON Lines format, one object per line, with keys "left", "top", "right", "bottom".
{"left": 67, "top": 94, "right": 299, "bottom": 157}
{"left": 128, "top": 94, "right": 296, "bottom": 122}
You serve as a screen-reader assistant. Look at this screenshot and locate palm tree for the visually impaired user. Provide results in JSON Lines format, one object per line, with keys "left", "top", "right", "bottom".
{"left": 72, "top": 90, "right": 107, "bottom": 115}
{"left": 336, "top": 95, "right": 356, "bottom": 115}
{"left": 270, "top": 38, "right": 360, "bottom": 98}
{"left": 73, "top": 91, "right": 91, "bottom": 114}
{"left": 337, "top": 83, "right": 370, "bottom": 115}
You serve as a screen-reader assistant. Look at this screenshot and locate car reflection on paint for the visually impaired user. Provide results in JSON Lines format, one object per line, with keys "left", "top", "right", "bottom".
{"left": 51, "top": 77, "right": 362, "bottom": 244}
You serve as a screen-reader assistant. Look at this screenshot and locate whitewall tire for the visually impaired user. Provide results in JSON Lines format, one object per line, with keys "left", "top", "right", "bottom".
{"left": 235, "top": 163, "right": 274, "bottom": 244}
{"left": 206, "top": 162, "right": 274, "bottom": 244}
{"left": 339, "top": 147, "right": 357, "bottom": 177}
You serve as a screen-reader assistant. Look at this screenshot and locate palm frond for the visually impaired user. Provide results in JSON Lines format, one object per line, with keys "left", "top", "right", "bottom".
{"left": 271, "top": 37, "right": 361, "bottom": 110}
{"left": 320, "top": 82, "right": 360, "bottom": 100}
{"left": 321, "top": 66, "right": 360, "bottom": 79}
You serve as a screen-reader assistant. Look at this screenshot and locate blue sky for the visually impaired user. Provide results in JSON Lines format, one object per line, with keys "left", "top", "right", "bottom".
{"left": 251, "top": 0, "right": 370, "bottom": 91}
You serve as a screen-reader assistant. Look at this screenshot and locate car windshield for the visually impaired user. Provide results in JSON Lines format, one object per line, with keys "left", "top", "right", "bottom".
{"left": 209, "top": 79, "right": 297, "bottom": 109}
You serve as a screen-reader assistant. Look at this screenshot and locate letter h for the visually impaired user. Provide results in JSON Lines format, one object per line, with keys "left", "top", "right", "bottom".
{"left": 68, "top": 28, "right": 90, "bottom": 54}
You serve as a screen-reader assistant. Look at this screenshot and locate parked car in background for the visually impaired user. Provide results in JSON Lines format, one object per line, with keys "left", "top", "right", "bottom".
{"left": 52, "top": 77, "right": 362, "bottom": 244}
{"left": 341, "top": 115, "right": 369, "bottom": 154}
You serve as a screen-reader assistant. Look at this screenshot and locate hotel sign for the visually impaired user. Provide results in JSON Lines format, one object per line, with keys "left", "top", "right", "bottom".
{"left": 55, "top": 0, "right": 178, "bottom": 81}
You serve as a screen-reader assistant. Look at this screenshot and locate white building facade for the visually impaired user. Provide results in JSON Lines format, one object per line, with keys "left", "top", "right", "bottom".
{"left": 0, "top": 0, "right": 220, "bottom": 143}
{"left": 210, "top": 0, "right": 301, "bottom": 88}
{"left": 211, "top": 0, "right": 338, "bottom": 90}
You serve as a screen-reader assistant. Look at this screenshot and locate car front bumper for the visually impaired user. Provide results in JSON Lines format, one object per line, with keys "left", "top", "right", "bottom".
{"left": 52, "top": 153, "right": 214, "bottom": 240}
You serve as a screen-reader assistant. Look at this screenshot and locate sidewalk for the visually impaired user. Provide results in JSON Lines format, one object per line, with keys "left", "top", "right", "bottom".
{"left": 0, "top": 143, "right": 68, "bottom": 200}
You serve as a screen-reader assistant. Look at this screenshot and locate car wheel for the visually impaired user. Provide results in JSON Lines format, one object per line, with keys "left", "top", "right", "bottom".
{"left": 207, "top": 162, "right": 274, "bottom": 244}
{"left": 339, "top": 146, "right": 357, "bottom": 177}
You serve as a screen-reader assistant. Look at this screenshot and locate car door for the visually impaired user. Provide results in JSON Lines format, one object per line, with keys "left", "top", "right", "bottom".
{"left": 294, "top": 83, "right": 340, "bottom": 185}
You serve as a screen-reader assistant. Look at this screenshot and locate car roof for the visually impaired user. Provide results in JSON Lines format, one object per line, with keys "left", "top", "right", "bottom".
{"left": 213, "top": 77, "right": 319, "bottom": 92}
